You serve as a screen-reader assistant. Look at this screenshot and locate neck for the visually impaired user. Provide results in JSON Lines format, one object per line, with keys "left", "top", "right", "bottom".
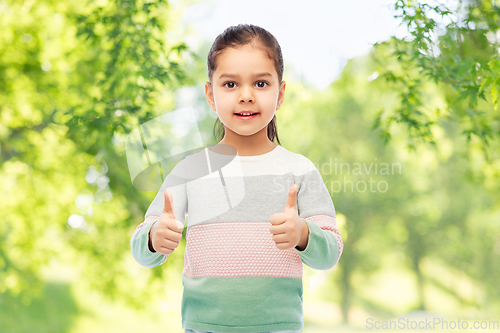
{"left": 216, "top": 126, "right": 277, "bottom": 156}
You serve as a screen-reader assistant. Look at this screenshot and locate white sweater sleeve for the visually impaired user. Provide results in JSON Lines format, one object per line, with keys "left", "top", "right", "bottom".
{"left": 294, "top": 157, "right": 343, "bottom": 270}
{"left": 130, "top": 158, "right": 188, "bottom": 267}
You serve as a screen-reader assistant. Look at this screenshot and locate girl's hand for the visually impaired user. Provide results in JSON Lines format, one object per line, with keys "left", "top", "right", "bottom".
{"left": 269, "top": 184, "right": 309, "bottom": 251}
{"left": 149, "top": 190, "right": 185, "bottom": 255}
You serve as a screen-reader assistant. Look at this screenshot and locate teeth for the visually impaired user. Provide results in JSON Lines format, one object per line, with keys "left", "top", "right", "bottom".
{"left": 237, "top": 113, "right": 256, "bottom": 115}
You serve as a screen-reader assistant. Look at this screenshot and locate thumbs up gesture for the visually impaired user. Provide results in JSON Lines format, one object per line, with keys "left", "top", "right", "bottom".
{"left": 149, "top": 190, "right": 185, "bottom": 255}
{"left": 269, "top": 184, "right": 309, "bottom": 251}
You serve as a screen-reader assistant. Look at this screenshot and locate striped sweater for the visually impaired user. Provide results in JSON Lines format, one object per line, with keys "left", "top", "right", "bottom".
{"left": 130, "top": 144, "right": 344, "bottom": 332}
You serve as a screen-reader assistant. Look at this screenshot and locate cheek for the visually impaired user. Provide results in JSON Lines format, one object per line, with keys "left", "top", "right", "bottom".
{"left": 264, "top": 90, "right": 280, "bottom": 103}
{"left": 261, "top": 94, "right": 279, "bottom": 110}
{"left": 215, "top": 93, "right": 233, "bottom": 106}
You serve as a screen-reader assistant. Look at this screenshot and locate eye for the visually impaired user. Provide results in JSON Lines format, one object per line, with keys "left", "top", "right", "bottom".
{"left": 223, "top": 81, "right": 236, "bottom": 89}
{"left": 256, "top": 80, "right": 270, "bottom": 88}
{"left": 222, "top": 80, "right": 270, "bottom": 89}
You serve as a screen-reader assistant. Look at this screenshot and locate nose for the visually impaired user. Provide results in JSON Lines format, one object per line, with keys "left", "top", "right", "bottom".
{"left": 239, "top": 85, "right": 254, "bottom": 103}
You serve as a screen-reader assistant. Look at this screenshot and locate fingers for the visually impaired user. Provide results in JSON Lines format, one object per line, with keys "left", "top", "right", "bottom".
{"left": 154, "top": 236, "right": 178, "bottom": 255}
{"left": 169, "top": 219, "right": 185, "bottom": 233}
{"left": 271, "top": 233, "right": 289, "bottom": 243}
{"left": 158, "top": 238, "right": 180, "bottom": 251}
{"left": 269, "top": 212, "right": 287, "bottom": 225}
{"left": 151, "top": 222, "right": 183, "bottom": 255}
{"left": 157, "top": 219, "right": 184, "bottom": 239}
{"left": 156, "top": 245, "right": 175, "bottom": 256}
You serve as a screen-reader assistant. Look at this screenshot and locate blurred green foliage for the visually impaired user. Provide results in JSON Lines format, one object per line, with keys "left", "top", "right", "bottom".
{"left": 373, "top": 0, "right": 500, "bottom": 159}
{"left": 0, "top": 0, "right": 200, "bottom": 309}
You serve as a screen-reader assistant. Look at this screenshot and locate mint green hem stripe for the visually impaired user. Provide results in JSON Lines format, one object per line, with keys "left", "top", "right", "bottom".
{"left": 183, "top": 320, "right": 302, "bottom": 333}
{"left": 181, "top": 275, "right": 303, "bottom": 333}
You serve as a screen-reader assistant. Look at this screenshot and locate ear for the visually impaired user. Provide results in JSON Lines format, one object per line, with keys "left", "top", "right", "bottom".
{"left": 276, "top": 80, "right": 286, "bottom": 111}
{"left": 205, "top": 81, "right": 217, "bottom": 112}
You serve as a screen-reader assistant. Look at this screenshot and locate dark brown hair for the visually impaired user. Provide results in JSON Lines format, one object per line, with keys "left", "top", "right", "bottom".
{"left": 207, "top": 24, "right": 283, "bottom": 145}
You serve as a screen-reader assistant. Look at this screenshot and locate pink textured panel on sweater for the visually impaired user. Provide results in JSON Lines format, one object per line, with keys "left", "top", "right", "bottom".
{"left": 183, "top": 222, "right": 303, "bottom": 279}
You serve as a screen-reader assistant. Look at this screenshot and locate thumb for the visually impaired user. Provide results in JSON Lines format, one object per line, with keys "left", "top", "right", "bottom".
{"left": 284, "top": 184, "right": 298, "bottom": 212}
{"left": 163, "top": 190, "right": 175, "bottom": 219}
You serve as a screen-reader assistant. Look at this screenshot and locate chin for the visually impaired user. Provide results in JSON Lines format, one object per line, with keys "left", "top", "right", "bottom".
{"left": 228, "top": 126, "right": 267, "bottom": 137}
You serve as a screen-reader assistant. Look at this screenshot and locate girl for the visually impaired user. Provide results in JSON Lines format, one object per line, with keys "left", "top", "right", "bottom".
{"left": 130, "top": 24, "right": 344, "bottom": 333}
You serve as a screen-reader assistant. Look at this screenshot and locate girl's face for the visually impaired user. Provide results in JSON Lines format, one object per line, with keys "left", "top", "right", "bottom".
{"left": 205, "top": 44, "right": 286, "bottom": 141}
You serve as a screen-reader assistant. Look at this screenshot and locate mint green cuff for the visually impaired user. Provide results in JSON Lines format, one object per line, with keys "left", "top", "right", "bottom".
{"left": 294, "top": 218, "right": 339, "bottom": 270}
{"left": 130, "top": 218, "right": 167, "bottom": 267}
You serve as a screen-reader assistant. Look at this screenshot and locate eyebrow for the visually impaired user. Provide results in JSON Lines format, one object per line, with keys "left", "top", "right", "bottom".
{"left": 218, "top": 72, "right": 273, "bottom": 79}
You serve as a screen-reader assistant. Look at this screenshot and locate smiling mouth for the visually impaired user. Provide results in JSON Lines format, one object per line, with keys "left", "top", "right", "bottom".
{"left": 234, "top": 112, "right": 259, "bottom": 116}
